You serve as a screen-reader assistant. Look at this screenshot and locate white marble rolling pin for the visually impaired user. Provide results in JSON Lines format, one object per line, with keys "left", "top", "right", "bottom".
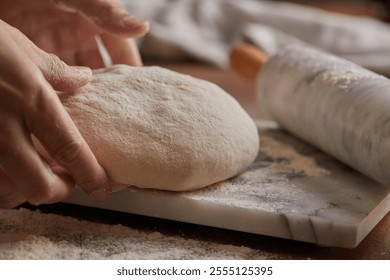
{"left": 231, "top": 43, "right": 390, "bottom": 187}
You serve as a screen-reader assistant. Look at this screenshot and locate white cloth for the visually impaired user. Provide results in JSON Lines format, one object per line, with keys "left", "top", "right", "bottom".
{"left": 119, "top": 0, "right": 390, "bottom": 75}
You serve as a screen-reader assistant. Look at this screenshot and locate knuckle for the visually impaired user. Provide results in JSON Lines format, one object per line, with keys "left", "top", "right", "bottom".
{"left": 47, "top": 53, "right": 67, "bottom": 74}
{"left": 20, "top": 86, "right": 58, "bottom": 134}
{"left": 77, "top": 176, "right": 99, "bottom": 189}
{"left": 51, "top": 138, "right": 85, "bottom": 166}
{"left": 22, "top": 83, "right": 51, "bottom": 115}
{"left": 27, "top": 188, "right": 58, "bottom": 206}
{"left": 96, "top": 2, "right": 125, "bottom": 24}
{"left": 27, "top": 177, "right": 72, "bottom": 205}
{"left": 99, "top": 2, "right": 118, "bottom": 18}
{"left": 1, "top": 75, "right": 55, "bottom": 124}
{"left": 30, "top": 189, "right": 50, "bottom": 205}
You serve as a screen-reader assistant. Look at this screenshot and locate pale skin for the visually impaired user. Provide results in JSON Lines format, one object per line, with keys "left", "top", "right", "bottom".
{"left": 0, "top": 0, "right": 149, "bottom": 208}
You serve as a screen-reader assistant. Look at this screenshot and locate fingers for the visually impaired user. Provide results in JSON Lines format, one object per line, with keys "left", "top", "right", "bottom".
{"left": 23, "top": 81, "right": 111, "bottom": 201}
{"left": 39, "top": 54, "right": 93, "bottom": 91}
{"left": 0, "top": 20, "right": 112, "bottom": 207}
{"left": 3, "top": 20, "right": 93, "bottom": 91}
{"left": 46, "top": 0, "right": 149, "bottom": 68}
{"left": 72, "top": 36, "right": 106, "bottom": 69}
{"left": 53, "top": 0, "right": 149, "bottom": 37}
{"left": 73, "top": 35, "right": 143, "bottom": 68}
{"left": 101, "top": 34, "right": 143, "bottom": 66}
{"left": 0, "top": 78, "right": 111, "bottom": 205}
{"left": 0, "top": 106, "right": 75, "bottom": 205}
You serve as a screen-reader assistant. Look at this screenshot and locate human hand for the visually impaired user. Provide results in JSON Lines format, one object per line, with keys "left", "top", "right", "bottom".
{"left": 0, "top": 0, "right": 149, "bottom": 68}
{"left": 0, "top": 19, "right": 113, "bottom": 208}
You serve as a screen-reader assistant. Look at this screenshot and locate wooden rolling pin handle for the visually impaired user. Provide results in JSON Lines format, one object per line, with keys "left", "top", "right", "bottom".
{"left": 229, "top": 44, "right": 269, "bottom": 82}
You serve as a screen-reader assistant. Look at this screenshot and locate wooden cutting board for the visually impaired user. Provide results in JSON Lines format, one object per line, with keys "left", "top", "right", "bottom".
{"left": 65, "top": 120, "right": 390, "bottom": 248}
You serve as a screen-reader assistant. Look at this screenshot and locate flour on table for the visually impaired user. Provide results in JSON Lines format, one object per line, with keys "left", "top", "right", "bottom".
{"left": 0, "top": 208, "right": 279, "bottom": 260}
{"left": 60, "top": 65, "right": 259, "bottom": 191}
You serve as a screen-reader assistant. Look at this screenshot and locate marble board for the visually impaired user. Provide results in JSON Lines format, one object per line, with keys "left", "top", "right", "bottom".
{"left": 65, "top": 120, "right": 390, "bottom": 248}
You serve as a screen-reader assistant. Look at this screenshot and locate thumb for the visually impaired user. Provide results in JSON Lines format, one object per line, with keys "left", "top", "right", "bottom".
{"left": 38, "top": 52, "right": 93, "bottom": 91}
{"left": 4, "top": 20, "right": 92, "bottom": 91}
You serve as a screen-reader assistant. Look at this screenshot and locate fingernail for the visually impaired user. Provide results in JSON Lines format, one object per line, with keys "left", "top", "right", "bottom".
{"left": 89, "top": 189, "right": 111, "bottom": 202}
{"left": 123, "top": 17, "right": 150, "bottom": 32}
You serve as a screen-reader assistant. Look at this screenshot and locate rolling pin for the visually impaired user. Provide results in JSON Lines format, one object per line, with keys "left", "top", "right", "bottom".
{"left": 231, "top": 43, "right": 390, "bottom": 187}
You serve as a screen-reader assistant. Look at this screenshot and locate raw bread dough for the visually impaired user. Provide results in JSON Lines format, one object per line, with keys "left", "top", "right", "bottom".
{"left": 60, "top": 65, "right": 259, "bottom": 191}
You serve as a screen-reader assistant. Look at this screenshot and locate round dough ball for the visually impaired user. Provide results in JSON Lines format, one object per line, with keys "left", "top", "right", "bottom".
{"left": 60, "top": 65, "right": 259, "bottom": 191}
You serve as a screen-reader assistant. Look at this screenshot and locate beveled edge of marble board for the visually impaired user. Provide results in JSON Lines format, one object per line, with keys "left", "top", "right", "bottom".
{"left": 64, "top": 187, "right": 390, "bottom": 248}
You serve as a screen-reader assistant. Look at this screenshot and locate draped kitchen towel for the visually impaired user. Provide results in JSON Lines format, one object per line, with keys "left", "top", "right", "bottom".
{"left": 119, "top": 0, "right": 390, "bottom": 75}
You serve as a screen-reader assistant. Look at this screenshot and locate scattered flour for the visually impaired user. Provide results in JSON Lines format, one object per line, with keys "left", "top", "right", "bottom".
{"left": 256, "top": 121, "right": 331, "bottom": 177}
{"left": 260, "top": 133, "right": 331, "bottom": 177}
{"left": 320, "top": 70, "right": 358, "bottom": 88}
{"left": 0, "top": 208, "right": 277, "bottom": 260}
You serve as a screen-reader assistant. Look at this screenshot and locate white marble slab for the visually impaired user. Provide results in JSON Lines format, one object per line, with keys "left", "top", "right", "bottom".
{"left": 65, "top": 120, "right": 390, "bottom": 248}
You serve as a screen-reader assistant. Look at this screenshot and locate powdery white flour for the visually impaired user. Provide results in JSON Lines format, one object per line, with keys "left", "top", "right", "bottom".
{"left": 0, "top": 208, "right": 278, "bottom": 259}
{"left": 60, "top": 65, "right": 259, "bottom": 191}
